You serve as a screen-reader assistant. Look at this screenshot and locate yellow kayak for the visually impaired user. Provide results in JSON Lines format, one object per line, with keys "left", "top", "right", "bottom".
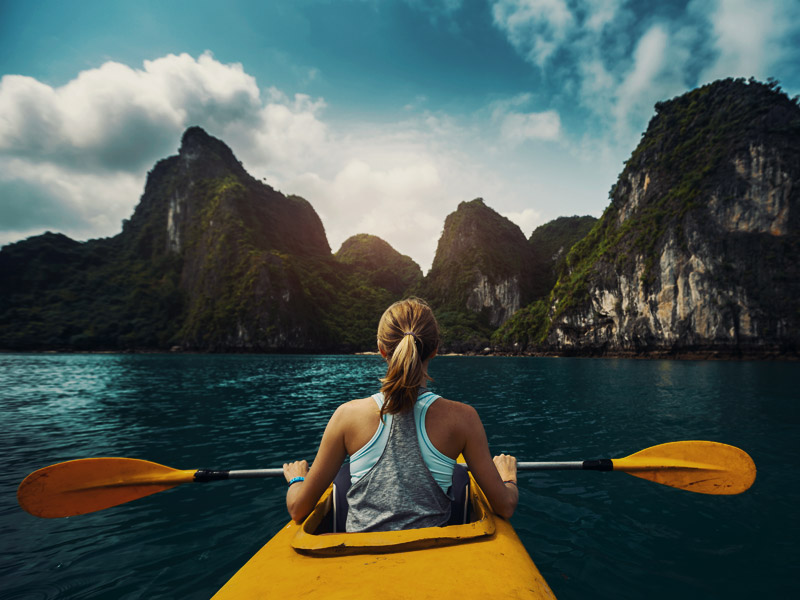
{"left": 212, "top": 470, "right": 555, "bottom": 599}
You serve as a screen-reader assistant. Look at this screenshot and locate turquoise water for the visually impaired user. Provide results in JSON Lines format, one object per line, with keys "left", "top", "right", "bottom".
{"left": 1, "top": 353, "right": 797, "bottom": 599}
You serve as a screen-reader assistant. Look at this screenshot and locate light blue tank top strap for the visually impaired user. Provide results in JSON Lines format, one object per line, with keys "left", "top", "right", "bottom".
{"left": 349, "top": 390, "right": 456, "bottom": 492}
{"left": 414, "top": 391, "right": 457, "bottom": 490}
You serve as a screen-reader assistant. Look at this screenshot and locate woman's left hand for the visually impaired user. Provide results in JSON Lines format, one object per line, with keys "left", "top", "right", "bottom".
{"left": 283, "top": 460, "right": 309, "bottom": 483}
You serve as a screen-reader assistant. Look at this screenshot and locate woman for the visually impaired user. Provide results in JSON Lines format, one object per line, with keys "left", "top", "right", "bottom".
{"left": 283, "top": 297, "right": 518, "bottom": 531}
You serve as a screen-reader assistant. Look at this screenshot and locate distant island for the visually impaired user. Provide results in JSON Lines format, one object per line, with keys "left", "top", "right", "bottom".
{"left": 1, "top": 78, "right": 798, "bottom": 358}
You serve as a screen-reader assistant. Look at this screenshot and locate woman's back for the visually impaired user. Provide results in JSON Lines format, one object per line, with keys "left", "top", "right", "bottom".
{"left": 344, "top": 393, "right": 453, "bottom": 532}
{"left": 340, "top": 393, "right": 469, "bottom": 462}
{"left": 282, "top": 298, "right": 519, "bottom": 527}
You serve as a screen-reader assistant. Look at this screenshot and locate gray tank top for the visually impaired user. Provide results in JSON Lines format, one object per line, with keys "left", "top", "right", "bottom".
{"left": 345, "top": 404, "right": 453, "bottom": 532}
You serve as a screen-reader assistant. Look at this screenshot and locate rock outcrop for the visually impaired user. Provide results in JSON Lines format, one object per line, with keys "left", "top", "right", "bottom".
{"left": 496, "top": 78, "right": 800, "bottom": 356}
{"left": 0, "top": 128, "right": 412, "bottom": 351}
{"left": 124, "top": 127, "right": 337, "bottom": 350}
{"left": 419, "top": 198, "right": 541, "bottom": 349}
{"left": 528, "top": 215, "right": 597, "bottom": 300}
{"left": 335, "top": 234, "right": 422, "bottom": 296}
{"left": 3, "top": 79, "right": 798, "bottom": 357}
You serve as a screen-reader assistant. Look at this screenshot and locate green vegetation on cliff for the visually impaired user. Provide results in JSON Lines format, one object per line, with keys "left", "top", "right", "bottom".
{"left": 0, "top": 128, "right": 413, "bottom": 352}
{"left": 0, "top": 232, "right": 184, "bottom": 349}
{"left": 4, "top": 79, "right": 798, "bottom": 356}
{"left": 528, "top": 215, "right": 597, "bottom": 299}
{"left": 495, "top": 78, "right": 800, "bottom": 351}
{"left": 418, "top": 198, "right": 537, "bottom": 350}
{"left": 327, "top": 234, "right": 424, "bottom": 347}
{"left": 335, "top": 234, "right": 422, "bottom": 296}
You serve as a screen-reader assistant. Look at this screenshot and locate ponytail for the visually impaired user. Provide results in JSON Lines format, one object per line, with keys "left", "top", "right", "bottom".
{"left": 378, "top": 298, "right": 439, "bottom": 418}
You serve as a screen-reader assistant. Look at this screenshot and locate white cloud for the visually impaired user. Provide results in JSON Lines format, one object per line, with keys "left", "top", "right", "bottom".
{"left": 500, "top": 110, "right": 561, "bottom": 143}
{"left": 502, "top": 207, "right": 542, "bottom": 237}
{"left": 330, "top": 158, "right": 444, "bottom": 261}
{"left": 0, "top": 52, "right": 263, "bottom": 173}
{"left": 489, "top": 94, "right": 562, "bottom": 143}
{"left": 699, "top": 0, "right": 800, "bottom": 83}
{"left": 491, "top": 0, "right": 575, "bottom": 67}
{"left": 0, "top": 157, "right": 142, "bottom": 240}
{"left": 0, "top": 50, "right": 621, "bottom": 271}
{"left": 612, "top": 25, "right": 669, "bottom": 138}
{"left": 581, "top": 0, "right": 625, "bottom": 33}
{"left": 241, "top": 89, "right": 329, "bottom": 173}
{"left": 0, "top": 52, "right": 331, "bottom": 246}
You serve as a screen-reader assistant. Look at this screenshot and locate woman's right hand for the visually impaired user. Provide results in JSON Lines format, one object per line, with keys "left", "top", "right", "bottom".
{"left": 493, "top": 454, "right": 517, "bottom": 483}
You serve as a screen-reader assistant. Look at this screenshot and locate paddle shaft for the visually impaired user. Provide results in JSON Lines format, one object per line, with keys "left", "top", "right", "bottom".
{"left": 517, "top": 460, "right": 612, "bottom": 471}
{"left": 194, "top": 468, "right": 284, "bottom": 481}
{"left": 193, "top": 460, "right": 612, "bottom": 482}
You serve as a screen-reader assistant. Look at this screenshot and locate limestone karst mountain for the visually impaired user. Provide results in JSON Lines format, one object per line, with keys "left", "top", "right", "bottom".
{"left": 0, "top": 128, "right": 418, "bottom": 351}
{"left": 528, "top": 215, "right": 598, "bottom": 301}
{"left": 417, "top": 198, "right": 540, "bottom": 350}
{"left": 495, "top": 78, "right": 800, "bottom": 356}
{"left": 2, "top": 78, "right": 798, "bottom": 356}
{"left": 335, "top": 234, "right": 423, "bottom": 296}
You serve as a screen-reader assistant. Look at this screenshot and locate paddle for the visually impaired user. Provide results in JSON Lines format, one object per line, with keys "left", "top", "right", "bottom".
{"left": 18, "top": 441, "right": 755, "bottom": 518}
{"left": 518, "top": 440, "right": 756, "bottom": 495}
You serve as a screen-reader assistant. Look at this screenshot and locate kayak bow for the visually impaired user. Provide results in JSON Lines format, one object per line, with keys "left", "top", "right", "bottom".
{"left": 212, "top": 470, "right": 555, "bottom": 599}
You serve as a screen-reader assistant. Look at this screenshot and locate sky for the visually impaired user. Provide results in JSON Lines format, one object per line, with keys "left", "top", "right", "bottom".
{"left": 1, "top": 0, "right": 799, "bottom": 272}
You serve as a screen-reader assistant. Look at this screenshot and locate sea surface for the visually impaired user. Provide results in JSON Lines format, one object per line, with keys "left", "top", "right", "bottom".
{"left": 1, "top": 353, "right": 797, "bottom": 599}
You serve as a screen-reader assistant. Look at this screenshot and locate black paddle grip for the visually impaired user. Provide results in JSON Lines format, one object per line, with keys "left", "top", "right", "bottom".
{"left": 582, "top": 459, "right": 613, "bottom": 471}
{"left": 193, "top": 469, "right": 231, "bottom": 482}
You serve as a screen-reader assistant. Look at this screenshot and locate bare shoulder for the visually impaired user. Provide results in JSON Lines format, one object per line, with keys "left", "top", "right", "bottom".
{"left": 334, "top": 396, "right": 377, "bottom": 417}
{"left": 424, "top": 397, "right": 485, "bottom": 458}
{"left": 434, "top": 396, "right": 478, "bottom": 414}
{"left": 335, "top": 397, "right": 382, "bottom": 455}
{"left": 430, "top": 396, "right": 481, "bottom": 425}
{"left": 330, "top": 397, "right": 380, "bottom": 429}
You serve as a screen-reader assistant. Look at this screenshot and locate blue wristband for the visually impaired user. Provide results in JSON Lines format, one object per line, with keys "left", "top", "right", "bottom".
{"left": 288, "top": 476, "right": 305, "bottom": 486}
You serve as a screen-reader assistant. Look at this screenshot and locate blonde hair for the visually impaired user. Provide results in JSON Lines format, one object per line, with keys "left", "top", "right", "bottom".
{"left": 378, "top": 298, "right": 440, "bottom": 418}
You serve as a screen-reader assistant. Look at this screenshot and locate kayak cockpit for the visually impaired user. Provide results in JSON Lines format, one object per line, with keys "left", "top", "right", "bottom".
{"left": 291, "top": 469, "right": 497, "bottom": 556}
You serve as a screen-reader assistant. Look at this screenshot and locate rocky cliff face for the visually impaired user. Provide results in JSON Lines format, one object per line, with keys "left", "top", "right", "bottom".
{"left": 465, "top": 274, "right": 523, "bottom": 326}
{"left": 125, "top": 127, "right": 337, "bottom": 350}
{"left": 420, "top": 198, "right": 540, "bottom": 348}
{"left": 128, "top": 127, "right": 330, "bottom": 260}
{"left": 497, "top": 78, "right": 800, "bottom": 355}
{"left": 0, "top": 128, "right": 408, "bottom": 351}
{"left": 4, "top": 81, "right": 798, "bottom": 356}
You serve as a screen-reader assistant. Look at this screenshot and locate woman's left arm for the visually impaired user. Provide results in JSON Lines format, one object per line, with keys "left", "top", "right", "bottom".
{"left": 284, "top": 404, "right": 349, "bottom": 522}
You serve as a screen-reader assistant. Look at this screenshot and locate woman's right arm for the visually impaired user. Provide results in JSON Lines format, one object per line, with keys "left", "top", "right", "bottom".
{"left": 460, "top": 404, "right": 518, "bottom": 519}
{"left": 284, "top": 403, "right": 349, "bottom": 522}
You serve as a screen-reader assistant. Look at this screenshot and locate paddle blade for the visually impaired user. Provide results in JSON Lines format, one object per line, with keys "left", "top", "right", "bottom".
{"left": 18, "top": 458, "right": 196, "bottom": 518}
{"left": 612, "top": 441, "right": 756, "bottom": 495}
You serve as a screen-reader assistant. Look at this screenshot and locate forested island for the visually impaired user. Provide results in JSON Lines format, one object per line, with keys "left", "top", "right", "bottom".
{"left": 1, "top": 78, "right": 798, "bottom": 357}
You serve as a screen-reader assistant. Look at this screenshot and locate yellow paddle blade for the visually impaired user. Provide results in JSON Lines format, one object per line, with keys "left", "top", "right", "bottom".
{"left": 612, "top": 441, "right": 756, "bottom": 495}
{"left": 17, "top": 458, "right": 197, "bottom": 518}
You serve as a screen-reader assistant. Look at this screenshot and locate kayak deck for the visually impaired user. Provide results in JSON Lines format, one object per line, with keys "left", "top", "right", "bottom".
{"left": 213, "top": 473, "right": 555, "bottom": 599}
